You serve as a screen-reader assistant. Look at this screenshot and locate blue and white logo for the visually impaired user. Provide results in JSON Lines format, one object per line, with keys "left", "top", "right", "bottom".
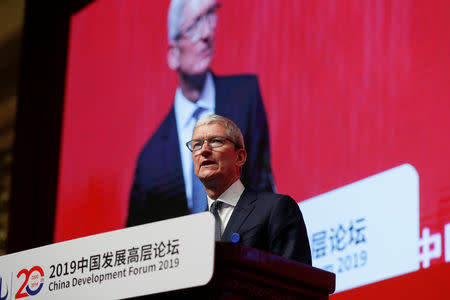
{"left": 0, "top": 275, "right": 8, "bottom": 300}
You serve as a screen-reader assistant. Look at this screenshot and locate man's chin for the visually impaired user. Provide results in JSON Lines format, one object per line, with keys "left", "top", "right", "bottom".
{"left": 193, "top": 58, "right": 212, "bottom": 74}
{"left": 198, "top": 171, "right": 218, "bottom": 183}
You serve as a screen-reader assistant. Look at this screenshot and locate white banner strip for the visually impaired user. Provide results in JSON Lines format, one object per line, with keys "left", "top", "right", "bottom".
{"left": 0, "top": 212, "right": 215, "bottom": 299}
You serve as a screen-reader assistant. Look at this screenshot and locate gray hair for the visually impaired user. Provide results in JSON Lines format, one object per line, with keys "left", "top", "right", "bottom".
{"left": 194, "top": 114, "right": 245, "bottom": 149}
{"left": 167, "top": 0, "right": 188, "bottom": 42}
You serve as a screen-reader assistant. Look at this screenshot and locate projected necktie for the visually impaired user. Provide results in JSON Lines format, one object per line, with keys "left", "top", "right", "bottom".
{"left": 191, "top": 106, "right": 207, "bottom": 213}
{"left": 210, "top": 200, "right": 222, "bottom": 241}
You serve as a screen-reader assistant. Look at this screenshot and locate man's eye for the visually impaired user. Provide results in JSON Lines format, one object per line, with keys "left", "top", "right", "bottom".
{"left": 185, "top": 24, "right": 195, "bottom": 34}
{"left": 209, "top": 138, "right": 224, "bottom": 146}
{"left": 192, "top": 141, "right": 202, "bottom": 148}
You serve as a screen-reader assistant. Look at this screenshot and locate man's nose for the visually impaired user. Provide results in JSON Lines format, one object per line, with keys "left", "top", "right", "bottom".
{"left": 198, "top": 19, "right": 213, "bottom": 40}
{"left": 197, "top": 141, "right": 213, "bottom": 155}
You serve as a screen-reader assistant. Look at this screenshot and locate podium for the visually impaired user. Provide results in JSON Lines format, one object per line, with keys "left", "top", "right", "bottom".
{"left": 0, "top": 214, "right": 334, "bottom": 299}
{"left": 140, "top": 242, "right": 335, "bottom": 299}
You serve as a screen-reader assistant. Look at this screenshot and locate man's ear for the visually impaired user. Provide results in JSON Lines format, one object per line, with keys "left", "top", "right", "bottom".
{"left": 167, "top": 43, "right": 180, "bottom": 70}
{"left": 235, "top": 148, "right": 247, "bottom": 168}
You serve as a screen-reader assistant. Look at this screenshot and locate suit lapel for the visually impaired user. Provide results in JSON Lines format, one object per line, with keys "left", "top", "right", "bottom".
{"left": 161, "top": 108, "right": 182, "bottom": 172}
{"left": 160, "top": 108, "right": 188, "bottom": 211}
{"left": 213, "top": 74, "right": 232, "bottom": 117}
{"left": 222, "top": 189, "right": 256, "bottom": 242}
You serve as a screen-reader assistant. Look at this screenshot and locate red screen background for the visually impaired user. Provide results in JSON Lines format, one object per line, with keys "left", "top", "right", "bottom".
{"left": 55, "top": 0, "right": 450, "bottom": 297}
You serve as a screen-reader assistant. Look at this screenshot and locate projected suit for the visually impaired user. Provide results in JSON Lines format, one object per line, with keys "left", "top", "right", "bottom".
{"left": 126, "top": 74, "right": 273, "bottom": 226}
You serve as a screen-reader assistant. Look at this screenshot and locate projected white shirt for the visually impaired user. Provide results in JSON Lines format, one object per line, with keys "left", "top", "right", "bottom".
{"left": 174, "top": 72, "right": 215, "bottom": 210}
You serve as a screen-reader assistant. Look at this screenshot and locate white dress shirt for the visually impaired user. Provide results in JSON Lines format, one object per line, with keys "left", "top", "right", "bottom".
{"left": 207, "top": 179, "right": 245, "bottom": 236}
{"left": 174, "top": 72, "right": 215, "bottom": 210}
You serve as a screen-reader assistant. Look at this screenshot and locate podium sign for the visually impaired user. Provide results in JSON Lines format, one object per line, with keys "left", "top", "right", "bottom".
{"left": 0, "top": 212, "right": 215, "bottom": 299}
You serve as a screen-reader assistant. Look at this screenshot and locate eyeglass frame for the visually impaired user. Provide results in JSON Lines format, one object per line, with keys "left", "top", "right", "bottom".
{"left": 185, "top": 135, "right": 240, "bottom": 152}
{"left": 174, "top": 3, "right": 221, "bottom": 42}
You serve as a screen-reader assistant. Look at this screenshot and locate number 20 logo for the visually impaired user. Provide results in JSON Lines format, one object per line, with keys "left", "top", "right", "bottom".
{"left": 15, "top": 266, "right": 44, "bottom": 299}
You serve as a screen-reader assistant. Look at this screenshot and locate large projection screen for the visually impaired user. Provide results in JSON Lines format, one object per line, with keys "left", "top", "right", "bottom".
{"left": 51, "top": 0, "right": 450, "bottom": 298}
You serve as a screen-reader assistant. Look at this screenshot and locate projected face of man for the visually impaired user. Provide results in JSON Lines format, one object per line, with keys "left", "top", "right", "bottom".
{"left": 168, "top": 0, "right": 218, "bottom": 75}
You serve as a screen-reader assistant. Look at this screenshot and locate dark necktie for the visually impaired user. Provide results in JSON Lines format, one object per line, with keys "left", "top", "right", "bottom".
{"left": 210, "top": 201, "right": 222, "bottom": 241}
{"left": 191, "top": 106, "right": 207, "bottom": 213}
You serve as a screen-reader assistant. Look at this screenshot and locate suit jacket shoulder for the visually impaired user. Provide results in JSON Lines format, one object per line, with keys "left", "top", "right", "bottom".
{"left": 214, "top": 74, "right": 260, "bottom": 112}
{"left": 223, "top": 189, "right": 312, "bottom": 265}
{"left": 213, "top": 73, "right": 274, "bottom": 192}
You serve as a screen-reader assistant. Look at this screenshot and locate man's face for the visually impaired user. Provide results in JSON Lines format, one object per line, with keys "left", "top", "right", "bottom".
{"left": 169, "top": 0, "right": 217, "bottom": 75}
{"left": 192, "top": 123, "right": 246, "bottom": 186}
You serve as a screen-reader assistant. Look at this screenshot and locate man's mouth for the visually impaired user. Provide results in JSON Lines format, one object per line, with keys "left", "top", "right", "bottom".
{"left": 198, "top": 46, "right": 212, "bottom": 57}
{"left": 201, "top": 160, "right": 215, "bottom": 167}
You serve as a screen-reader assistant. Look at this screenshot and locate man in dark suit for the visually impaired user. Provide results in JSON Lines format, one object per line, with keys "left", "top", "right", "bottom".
{"left": 126, "top": 0, "right": 274, "bottom": 226}
{"left": 188, "top": 114, "right": 311, "bottom": 264}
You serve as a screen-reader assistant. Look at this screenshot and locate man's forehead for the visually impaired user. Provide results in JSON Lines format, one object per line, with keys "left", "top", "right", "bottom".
{"left": 183, "top": 0, "right": 216, "bottom": 22}
{"left": 193, "top": 123, "right": 226, "bottom": 138}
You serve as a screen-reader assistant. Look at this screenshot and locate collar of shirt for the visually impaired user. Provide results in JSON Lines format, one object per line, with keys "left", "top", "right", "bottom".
{"left": 174, "top": 71, "right": 215, "bottom": 129}
{"left": 208, "top": 179, "right": 245, "bottom": 210}
{"left": 207, "top": 179, "right": 245, "bottom": 236}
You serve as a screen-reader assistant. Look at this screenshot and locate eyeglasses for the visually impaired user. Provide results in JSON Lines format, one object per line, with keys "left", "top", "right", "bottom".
{"left": 175, "top": 3, "right": 221, "bottom": 42}
{"left": 186, "top": 136, "right": 238, "bottom": 152}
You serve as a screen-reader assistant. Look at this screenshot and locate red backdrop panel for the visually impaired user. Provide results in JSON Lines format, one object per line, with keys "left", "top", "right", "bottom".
{"left": 55, "top": 0, "right": 450, "bottom": 297}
